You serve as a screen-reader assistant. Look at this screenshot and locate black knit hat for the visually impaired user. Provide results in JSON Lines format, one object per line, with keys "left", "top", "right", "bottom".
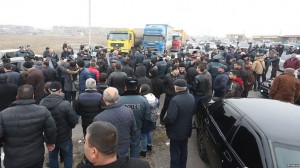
{"left": 173, "top": 79, "right": 187, "bottom": 87}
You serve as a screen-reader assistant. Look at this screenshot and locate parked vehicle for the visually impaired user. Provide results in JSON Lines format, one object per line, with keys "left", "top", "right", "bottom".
{"left": 205, "top": 42, "right": 217, "bottom": 50}
{"left": 195, "top": 98, "right": 300, "bottom": 168}
{"left": 142, "top": 24, "right": 173, "bottom": 53}
{"left": 0, "top": 49, "right": 19, "bottom": 63}
{"left": 171, "top": 30, "right": 187, "bottom": 52}
{"left": 107, "top": 30, "right": 142, "bottom": 53}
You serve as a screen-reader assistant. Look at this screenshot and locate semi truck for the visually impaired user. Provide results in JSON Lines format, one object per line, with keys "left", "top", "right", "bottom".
{"left": 107, "top": 29, "right": 142, "bottom": 53}
{"left": 142, "top": 24, "right": 173, "bottom": 53}
{"left": 171, "top": 30, "right": 187, "bottom": 51}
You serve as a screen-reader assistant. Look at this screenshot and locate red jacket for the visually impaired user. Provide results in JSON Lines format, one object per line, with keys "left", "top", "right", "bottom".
{"left": 283, "top": 58, "right": 300, "bottom": 70}
{"left": 88, "top": 67, "right": 100, "bottom": 83}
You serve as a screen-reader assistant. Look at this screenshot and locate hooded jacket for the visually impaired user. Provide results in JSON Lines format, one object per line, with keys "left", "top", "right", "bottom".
{"left": 0, "top": 99, "right": 56, "bottom": 168}
{"left": 40, "top": 94, "right": 77, "bottom": 144}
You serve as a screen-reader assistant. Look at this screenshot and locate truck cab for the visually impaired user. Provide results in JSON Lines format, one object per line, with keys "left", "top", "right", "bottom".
{"left": 142, "top": 24, "right": 173, "bottom": 53}
{"left": 107, "top": 30, "right": 136, "bottom": 53}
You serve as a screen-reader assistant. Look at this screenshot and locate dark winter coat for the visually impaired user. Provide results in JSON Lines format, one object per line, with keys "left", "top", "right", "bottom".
{"left": 121, "top": 65, "right": 134, "bottom": 77}
{"left": 213, "top": 72, "right": 229, "bottom": 94}
{"left": 150, "top": 77, "right": 165, "bottom": 99}
{"left": 42, "top": 67, "right": 58, "bottom": 82}
{"left": 118, "top": 91, "right": 151, "bottom": 131}
{"left": 5, "top": 71, "right": 20, "bottom": 86}
{"left": 155, "top": 60, "right": 168, "bottom": 79}
{"left": 40, "top": 94, "right": 77, "bottom": 144}
{"left": 269, "top": 73, "right": 300, "bottom": 103}
{"left": 76, "top": 156, "right": 150, "bottom": 168}
{"left": 207, "top": 61, "right": 225, "bottom": 78}
{"left": 94, "top": 104, "right": 136, "bottom": 156}
{"left": 107, "top": 70, "right": 127, "bottom": 95}
{"left": 0, "top": 99, "right": 56, "bottom": 168}
{"left": 75, "top": 90, "right": 103, "bottom": 131}
{"left": 135, "top": 65, "right": 152, "bottom": 90}
{"left": 163, "top": 73, "right": 184, "bottom": 96}
{"left": 194, "top": 72, "right": 212, "bottom": 96}
{"left": 27, "top": 68, "right": 45, "bottom": 102}
{"left": 0, "top": 83, "right": 18, "bottom": 111}
{"left": 164, "top": 91, "right": 195, "bottom": 140}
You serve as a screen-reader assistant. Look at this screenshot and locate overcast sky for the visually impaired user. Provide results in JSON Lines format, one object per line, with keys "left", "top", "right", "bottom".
{"left": 1, "top": 0, "right": 300, "bottom": 37}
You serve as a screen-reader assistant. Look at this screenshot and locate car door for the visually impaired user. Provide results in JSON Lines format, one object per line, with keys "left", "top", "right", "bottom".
{"left": 202, "top": 101, "right": 244, "bottom": 168}
{"left": 229, "top": 120, "right": 265, "bottom": 168}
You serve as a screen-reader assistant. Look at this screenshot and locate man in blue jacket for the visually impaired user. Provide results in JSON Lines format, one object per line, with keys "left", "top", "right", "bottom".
{"left": 164, "top": 79, "right": 195, "bottom": 168}
{"left": 94, "top": 87, "right": 136, "bottom": 157}
{"left": 77, "top": 59, "right": 91, "bottom": 94}
{"left": 118, "top": 77, "right": 151, "bottom": 158}
{"left": 213, "top": 65, "right": 229, "bottom": 98}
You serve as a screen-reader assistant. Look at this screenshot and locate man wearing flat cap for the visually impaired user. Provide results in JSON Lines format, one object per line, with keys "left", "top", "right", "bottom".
{"left": 164, "top": 79, "right": 195, "bottom": 168}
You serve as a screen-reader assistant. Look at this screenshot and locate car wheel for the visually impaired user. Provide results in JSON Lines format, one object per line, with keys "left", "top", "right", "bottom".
{"left": 197, "top": 127, "right": 208, "bottom": 162}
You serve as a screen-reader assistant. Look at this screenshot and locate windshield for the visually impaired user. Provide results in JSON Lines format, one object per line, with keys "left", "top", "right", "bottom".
{"left": 173, "top": 36, "right": 181, "bottom": 40}
{"left": 108, "top": 33, "right": 128, "bottom": 40}
{"left": 143, "top": 35, "right": 163, "bottom": 43}
{"left": 272, "top": 142, "right": 300, "bottom": 167}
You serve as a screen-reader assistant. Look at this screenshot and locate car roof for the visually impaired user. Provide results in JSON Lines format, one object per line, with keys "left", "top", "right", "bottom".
{"left": 0, "top": 49, "right": 19, "bottom": 53}
{"left": 225, "top": 98, "right": 300, "bottom": 146}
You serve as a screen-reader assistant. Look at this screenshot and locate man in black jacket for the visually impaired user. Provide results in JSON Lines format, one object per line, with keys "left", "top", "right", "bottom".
{"left": 0, "top": 74, "right": 18, "bottom": 111}
{"left": 40, "top": 81, "right": 78, "bottom": 168}
{"left": 75, "top": 78, "right": 103, "bottom": 136}
{"left": 164, "top": 79, "right": 195, "bottom": 168}
{"left": 0, "top": 85, "right": 57, "bottom": 168}
{"left": 77, "top": 121, "right": 150, "bottom": 168}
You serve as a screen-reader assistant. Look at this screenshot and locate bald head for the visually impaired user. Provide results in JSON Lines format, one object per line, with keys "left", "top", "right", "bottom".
{"left": 103, "top": 87, "right": 119, "bottom": 105}
{"left": 284, "top": 68, "right": 295, "bottom": 75}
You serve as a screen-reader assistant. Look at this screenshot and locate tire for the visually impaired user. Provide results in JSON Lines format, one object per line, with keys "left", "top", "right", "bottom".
{"left": 197, "top": 127, "right": 208, "bottom": 162}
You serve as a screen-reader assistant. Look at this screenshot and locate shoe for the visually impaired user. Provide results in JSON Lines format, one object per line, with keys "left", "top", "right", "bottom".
{"left": 140, "top": 151, "right": 147, "bottom": 157}
{"left": 147, "top": 145, "right": 152, "bottom": 151}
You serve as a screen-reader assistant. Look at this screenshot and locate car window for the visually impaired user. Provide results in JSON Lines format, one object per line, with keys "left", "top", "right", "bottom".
{"left": 208, "top": 102, "right": 239, "bottom": 137}
{"left": 231, "top": 126, "right": 263, "bottom": 168}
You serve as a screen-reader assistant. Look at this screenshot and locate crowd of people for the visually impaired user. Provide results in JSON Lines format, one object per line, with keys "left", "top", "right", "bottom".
{"left": 0, "top": 41, "right": 300, "bottom": 168}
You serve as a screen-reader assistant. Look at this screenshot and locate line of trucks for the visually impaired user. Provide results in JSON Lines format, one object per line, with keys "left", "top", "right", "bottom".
{"left": 107, "top": 24, "right": 187, "bottom": 54}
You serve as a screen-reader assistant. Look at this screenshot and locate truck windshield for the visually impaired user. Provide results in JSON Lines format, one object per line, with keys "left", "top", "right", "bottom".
{"left": 173, "top": 36, "right": 181, "bottom": 40}
{"left": 272, "top": 142, "right": 300, "bottom": 167}
{"left": 143, "top": 35, "right": 163, "bottom": 43}
{"left": 108, "top": 33, "right": 128, "bottom": 40}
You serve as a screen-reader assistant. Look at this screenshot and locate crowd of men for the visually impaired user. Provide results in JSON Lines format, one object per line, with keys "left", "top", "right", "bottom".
{"left": 0, "top": 41, "right": 300, "bottom": 168}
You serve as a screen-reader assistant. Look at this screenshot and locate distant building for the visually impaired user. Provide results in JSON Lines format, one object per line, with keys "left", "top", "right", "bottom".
{"left": 279, "top": 35, "right": 300, "bottom": 43}
{"left": 252, "top": 35, "right": 279, "bottom": 42}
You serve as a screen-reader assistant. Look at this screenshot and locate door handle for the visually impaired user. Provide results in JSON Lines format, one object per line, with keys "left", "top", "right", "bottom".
{"left": 204, "top": 118, "right": 209, "bottom": 124}
{"left": 223, "top": 150, "right": 232, "bottom": 162}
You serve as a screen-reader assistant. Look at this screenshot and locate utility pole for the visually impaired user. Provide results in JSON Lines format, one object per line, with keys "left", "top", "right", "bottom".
{"left": 89, "top": 0, "right": 91, "bottom": 46}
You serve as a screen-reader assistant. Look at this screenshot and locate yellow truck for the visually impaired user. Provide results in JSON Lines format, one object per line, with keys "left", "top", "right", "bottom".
{"left": 107, "top": 29, "right": 142, "bottom": 53}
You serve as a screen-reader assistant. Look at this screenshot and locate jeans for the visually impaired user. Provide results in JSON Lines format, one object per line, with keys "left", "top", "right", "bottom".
{"left": 254, "top": 73, "right": 262, "bottom": 90}
{"left": 141, "top": 132, "right": 152, "bottom": 151}
{"left": 130, "top": 129, "right": 141, "bottom": 158}
{"left": 170, "top": 139, "right": 188, "bottom": 168}
{"left": 49, "top": 138, "right": 73, "bottom": 168}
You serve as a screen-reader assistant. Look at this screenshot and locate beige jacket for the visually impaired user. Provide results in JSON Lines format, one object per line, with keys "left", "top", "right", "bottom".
{"left": 251, "top": 57, "right": 265, "bottom": 74}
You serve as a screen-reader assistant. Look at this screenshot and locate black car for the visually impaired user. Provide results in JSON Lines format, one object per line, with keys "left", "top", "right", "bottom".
{"left": 196, "top": 98, "right": 300, "bottom": 168}
{"left": 260, "top": 79, "right": 272, "bottom": 97}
